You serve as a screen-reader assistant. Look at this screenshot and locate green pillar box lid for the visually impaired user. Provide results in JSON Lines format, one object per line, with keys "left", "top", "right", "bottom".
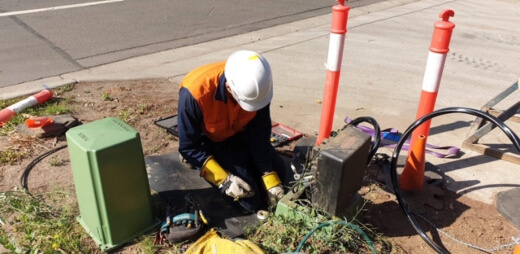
{"left": 66, "top": 117, "right": 159, "bottom": 252}
{"left": 68, "top": 117, "right": 140, "bottom": 149}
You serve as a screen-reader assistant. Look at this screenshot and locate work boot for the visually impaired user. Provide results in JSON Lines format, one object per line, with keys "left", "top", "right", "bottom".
{"left": 179, "top": 154, "right": 195, "bottom": 169}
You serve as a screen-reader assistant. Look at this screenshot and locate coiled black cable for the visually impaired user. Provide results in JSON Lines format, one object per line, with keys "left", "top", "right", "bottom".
{"left": 20, "top": 144, "right": 68, "bottom": 197}
{"left": 389, "top": 107, "right": 520, "bottom": 254}
{"left": 345, "top": 116, "right": 381, "bottom": 164}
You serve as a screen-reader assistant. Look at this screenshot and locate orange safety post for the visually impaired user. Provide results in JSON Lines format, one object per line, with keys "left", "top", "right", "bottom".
{"left": 400, "top": 9, "right": 455, "bottom": 191}
{"left": 399, "top": 135, "right": 427, "bottom": 191}
{"left": 0, "top": 89, "right": 53, "bottom": 127}
{"left": 316, "top": 0, "right": 350, "bottom": 146}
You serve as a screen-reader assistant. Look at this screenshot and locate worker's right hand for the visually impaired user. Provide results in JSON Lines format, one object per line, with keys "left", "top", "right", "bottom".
{"left": 220, "top": 174, "right": 255, "bottom": 199}
{"left": 262, "top": 172, "right": 284, "bottom": 207}
{"left": 200, "top": 156, "right": 254, "bottom": 199}
{"left": 266, "top": 185, "right": 284, "bottom": 207}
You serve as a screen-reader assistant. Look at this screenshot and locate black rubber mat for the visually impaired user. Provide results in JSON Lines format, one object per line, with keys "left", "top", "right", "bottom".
{"left": 145, "top": 151, "right": 261, "bottom": 238}
{"left": 497, "top": 188, "right": 520, "bottom": 229}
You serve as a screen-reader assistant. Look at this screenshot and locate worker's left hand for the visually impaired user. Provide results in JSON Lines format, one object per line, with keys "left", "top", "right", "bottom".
{"left": 262, "top": 172, "right": 284, "bottom": 207}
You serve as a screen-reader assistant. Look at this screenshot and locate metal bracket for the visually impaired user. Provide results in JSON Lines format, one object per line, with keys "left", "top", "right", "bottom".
{"left": 463, "top": 79, "right": 520, "bottom": 164}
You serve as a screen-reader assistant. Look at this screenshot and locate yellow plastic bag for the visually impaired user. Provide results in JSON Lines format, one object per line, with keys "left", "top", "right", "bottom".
{"left": 185, "top": 228, "right": 264, "bottom": 254}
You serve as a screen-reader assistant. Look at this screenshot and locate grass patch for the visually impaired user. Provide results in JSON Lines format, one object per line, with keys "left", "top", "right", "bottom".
{"left": 0, "top": 190, "right": 91, "bottom": 253}
{"left": 137, "top": 100, "right": 148, "bottom": 114}
{"left": 0, "top": 147, "right": 27, "bottom": 165}
{"left": 136, "top": 234, "right": 161, "bottom": 254}
{"left": 117, "top": 109, "right": 133, "bottom": 123}
{"left": 245, "top": 211, "right": 387, "bottom": 254}
{"left": 54, "top": 85, "right": 75, "bottom": 95}
{"left": 48, "top": 155, "right": 65, "bottom": 167}
{"left": 102, "top": 92, "right": 111, "bottom": 101}
{"left": 0, "top": 98, "right": 19, "bottom": 109}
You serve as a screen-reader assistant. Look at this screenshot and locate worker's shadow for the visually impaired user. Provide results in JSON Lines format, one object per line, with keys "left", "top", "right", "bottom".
{"left": 146, "top": 151, "right": 294, "bottom": 239}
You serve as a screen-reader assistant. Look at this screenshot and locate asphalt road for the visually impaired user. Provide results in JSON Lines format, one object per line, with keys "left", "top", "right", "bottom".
{"left": 0, "top": 0, "right": 385, "bottom": 89}
{"left": 0, "top": 0, "right": 382, "bottom": 87}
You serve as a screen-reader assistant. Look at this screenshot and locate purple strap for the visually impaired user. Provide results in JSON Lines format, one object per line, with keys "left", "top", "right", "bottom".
{"left": 345, "top": 117, "right": 460, "bottom": 158}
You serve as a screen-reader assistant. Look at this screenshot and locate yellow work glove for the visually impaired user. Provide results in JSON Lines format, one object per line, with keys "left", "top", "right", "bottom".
{"left": 201, "top": 156, "right": 254, "bottom": 199}
{"left": 262, "top": 172, "right": 284, "bottom": 207}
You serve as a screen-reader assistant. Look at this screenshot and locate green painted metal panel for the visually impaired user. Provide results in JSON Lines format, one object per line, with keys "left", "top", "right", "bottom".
{"left": 66, "top": 117, "right": 158, "bottom": 252}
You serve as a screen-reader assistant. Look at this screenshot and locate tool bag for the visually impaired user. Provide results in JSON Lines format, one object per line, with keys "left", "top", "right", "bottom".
{"left": 167, "top": 223, "right": 205, "bottom": 243}
{"left": 160, "top": 194, "right": 210, "bottom": 244}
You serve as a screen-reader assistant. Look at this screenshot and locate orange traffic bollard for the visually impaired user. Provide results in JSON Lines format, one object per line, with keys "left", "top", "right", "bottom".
{"left": 403, "top": 9, "right": 455, "bottom": 191}
{"left": 0, "top": 90, "right": 53, "bottom": 127}
{"left": 399, "top": 134, "right": 427, "bottom": 191}
{"left": 410, "top": 9, "right": 455, "bottom": 147}
{"left": 316, "top": 0, "right": 350, "bottom": 145}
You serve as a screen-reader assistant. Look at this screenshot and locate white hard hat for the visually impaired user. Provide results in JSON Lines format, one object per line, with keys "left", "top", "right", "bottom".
{"left": 224, "top": 50, "right": 273, "bottom": 112}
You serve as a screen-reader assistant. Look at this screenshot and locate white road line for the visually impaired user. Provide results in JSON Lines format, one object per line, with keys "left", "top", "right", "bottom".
{"left": 0, "top": 0, "right": 124, "bottom": 17}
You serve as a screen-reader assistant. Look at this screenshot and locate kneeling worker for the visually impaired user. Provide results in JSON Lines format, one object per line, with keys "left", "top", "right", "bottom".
{"left": 177, "top": 50, "right": 287, "bottom": 212}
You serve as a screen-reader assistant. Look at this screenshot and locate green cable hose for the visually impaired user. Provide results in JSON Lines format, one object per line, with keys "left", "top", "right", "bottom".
{"left": 296, "top": 220, "right": 376, "bottom": 254}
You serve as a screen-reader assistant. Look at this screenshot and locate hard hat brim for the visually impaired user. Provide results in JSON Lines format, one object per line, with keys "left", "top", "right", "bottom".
{"left": 237, "top": 85, "right": 273, "bottom": 112}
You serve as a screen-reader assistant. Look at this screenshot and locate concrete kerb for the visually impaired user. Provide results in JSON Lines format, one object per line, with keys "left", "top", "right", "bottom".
{"left": 0, "top": 77, "right": 78, "bottom": 100}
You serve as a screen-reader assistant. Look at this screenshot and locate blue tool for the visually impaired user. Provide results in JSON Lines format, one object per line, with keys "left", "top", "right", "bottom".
{"left": 172, "top": 213, "right": 196, "bottom": 226}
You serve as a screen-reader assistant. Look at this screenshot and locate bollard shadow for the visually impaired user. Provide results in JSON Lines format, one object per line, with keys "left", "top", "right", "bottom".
{"left": 428, "top": 120, "right": 472, "bottom": 136}
{"left": 435, "top": 153, "right": 501, "bottom": 173}
{"left": 425, "top": 155, "right": 520, "bottom": 194}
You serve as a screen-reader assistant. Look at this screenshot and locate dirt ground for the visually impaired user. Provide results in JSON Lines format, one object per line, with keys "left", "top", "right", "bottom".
{"left": 0, "top": 79, "right": 518, "bottom": 253}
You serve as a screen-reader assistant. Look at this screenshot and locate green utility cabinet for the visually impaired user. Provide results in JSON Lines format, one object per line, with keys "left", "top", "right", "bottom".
{"left": 66, "top": 117, "right": 158, "bottom": 252}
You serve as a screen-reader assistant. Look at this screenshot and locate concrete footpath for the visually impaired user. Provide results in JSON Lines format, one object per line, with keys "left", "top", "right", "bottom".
{"left": 2, "top": 0, "right": 520, "bottom": 205}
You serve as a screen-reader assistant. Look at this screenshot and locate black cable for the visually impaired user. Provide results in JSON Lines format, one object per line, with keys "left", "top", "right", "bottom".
{"left": 345, "top": 116, "right": 382, "bottom": 164}
{"left": 389, "top": 107, "right": 520, "bottom": 254}
{"left": 20, "top": 144, "right": 68, "bottom": 197}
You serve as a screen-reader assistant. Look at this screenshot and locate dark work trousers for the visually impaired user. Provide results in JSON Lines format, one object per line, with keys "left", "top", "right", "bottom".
{"left": 209, "top": 133, "right": 287, "bottom": 212}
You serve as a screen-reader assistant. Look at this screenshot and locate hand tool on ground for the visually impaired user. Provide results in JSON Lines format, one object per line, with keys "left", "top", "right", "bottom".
{"left": 172, "top": 212, "right": 196, "bottom": 226}
{"left": 185, "top": 193, "right": 209, "bottom": 225}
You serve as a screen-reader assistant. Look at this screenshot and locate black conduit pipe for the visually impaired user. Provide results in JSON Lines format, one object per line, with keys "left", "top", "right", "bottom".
{"left": 345, "top": 116, "right": 381, "bottom": 164}
{"left": 390, "top": 107, "right": 520, "bottom": 254}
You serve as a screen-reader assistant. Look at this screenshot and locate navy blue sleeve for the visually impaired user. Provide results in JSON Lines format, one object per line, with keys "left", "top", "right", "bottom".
{"left": 244, "top": 104, "right": 273, "bottom": 174}
{"left": 177, "top": 87, "right": 210, "bottom": 168}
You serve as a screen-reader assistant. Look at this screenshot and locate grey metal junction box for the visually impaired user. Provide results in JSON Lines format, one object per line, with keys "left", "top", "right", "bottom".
{"left": 312, "top": 125, "right": 372, "bottom": 216}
